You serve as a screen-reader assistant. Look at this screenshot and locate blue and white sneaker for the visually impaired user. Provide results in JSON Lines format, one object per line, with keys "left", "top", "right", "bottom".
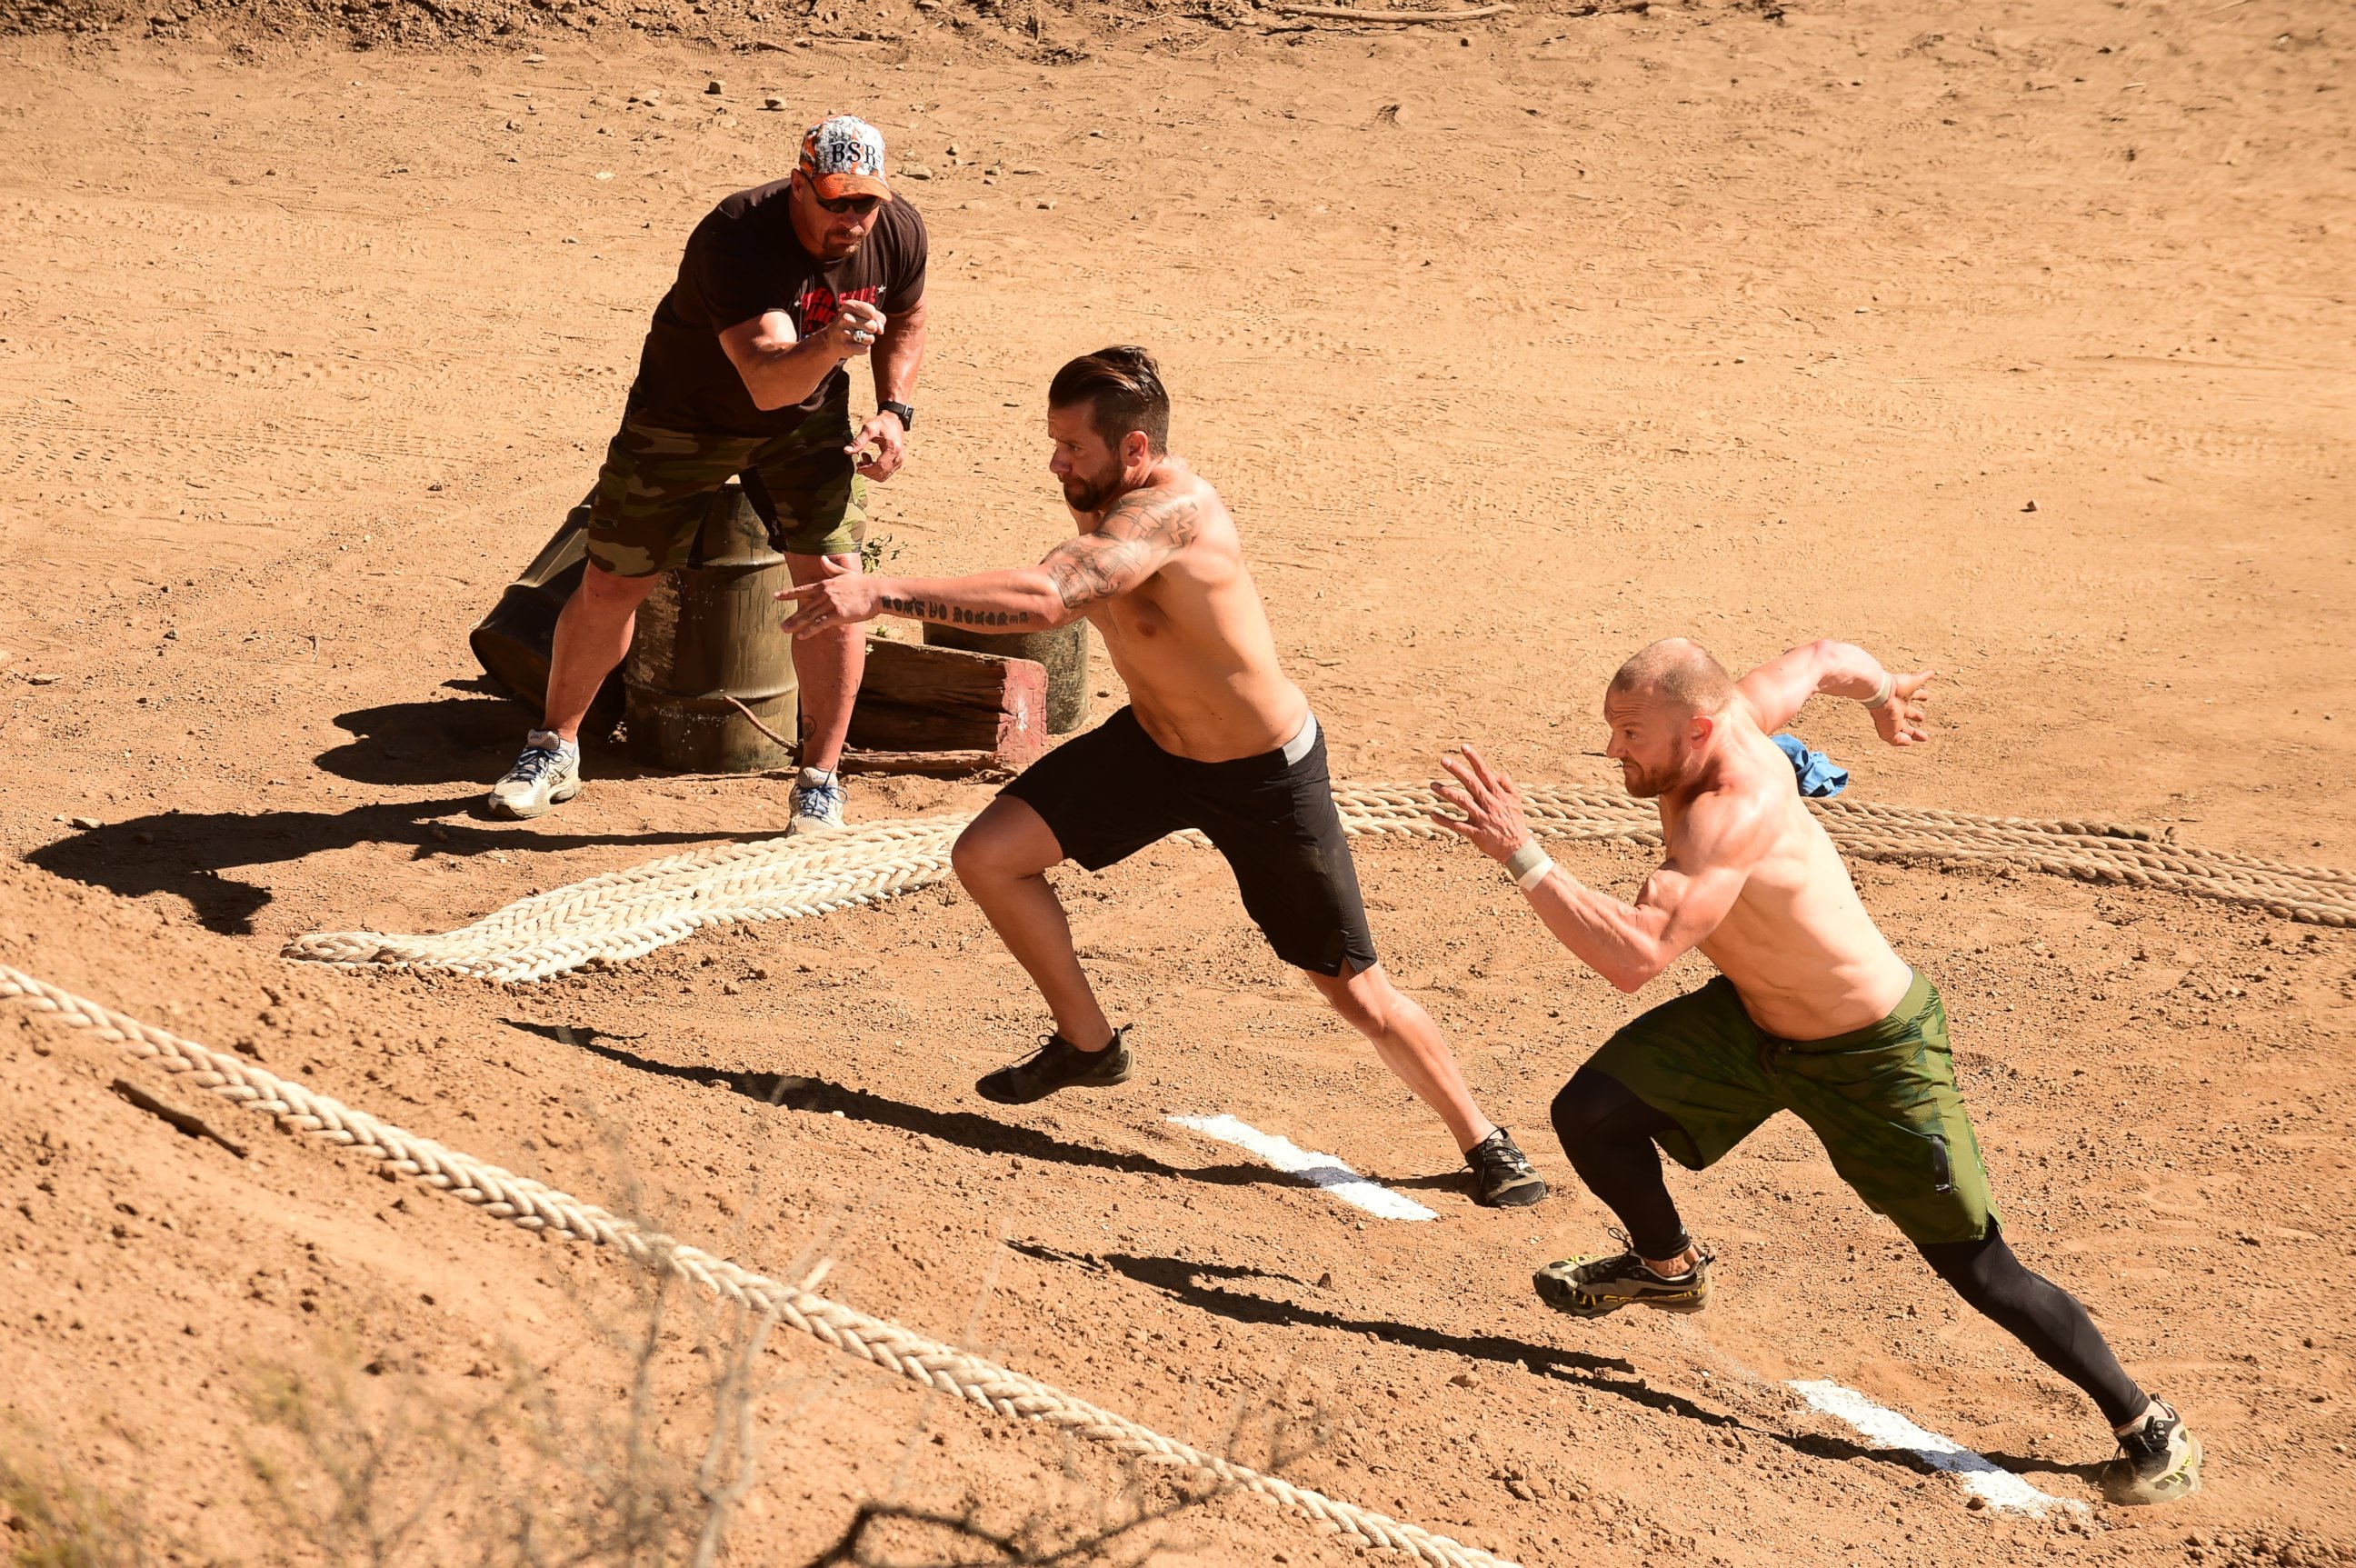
{"left": 486, "top": 729, "right": 581, "bottom": 820}
{"left": 789, "top": 766, "right": 847, "bottom": 835}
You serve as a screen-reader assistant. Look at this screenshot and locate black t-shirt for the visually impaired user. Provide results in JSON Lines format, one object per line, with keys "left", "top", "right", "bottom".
{"left": 628, "top": 178, "right": 928, "bottom": 437}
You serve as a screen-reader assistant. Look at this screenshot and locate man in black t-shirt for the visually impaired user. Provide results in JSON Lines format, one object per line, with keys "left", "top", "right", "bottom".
{"left": 488, "top": 115, "right": 930, "bottom": 833}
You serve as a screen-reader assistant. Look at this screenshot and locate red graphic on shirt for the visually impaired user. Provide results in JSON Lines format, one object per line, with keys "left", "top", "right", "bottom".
{"left": 795, "top": 284, "right": 879, "bottom": 333}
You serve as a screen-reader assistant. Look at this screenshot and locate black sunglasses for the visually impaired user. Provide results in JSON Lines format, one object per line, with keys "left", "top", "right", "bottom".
{"left": 813, "top": 190, "right": 884, "bottom": 216}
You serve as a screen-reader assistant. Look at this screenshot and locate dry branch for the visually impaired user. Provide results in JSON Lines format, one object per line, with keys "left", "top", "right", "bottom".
{"left": 111, "top": 1076, "right": 248, "bottom": 1158}
{"left": 720, "top": 692, "right": 795, "bottom": 751}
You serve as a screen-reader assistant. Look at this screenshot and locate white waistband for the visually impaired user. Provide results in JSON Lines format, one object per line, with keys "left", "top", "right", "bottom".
{"left": 1282, "top": 711, "right": 1320, "bottom": 766}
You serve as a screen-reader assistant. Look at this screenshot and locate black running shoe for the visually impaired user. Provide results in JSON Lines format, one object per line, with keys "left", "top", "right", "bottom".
{"left": 1465, "top": 1128, "right": 1549, "bottom": 1208}
{"left": 1533, "top": 1240, "right": 1712, "bottom": 1318}
{"left": 975, "top": 1029, "right": 1133, "bottom": 1104}
{"left": 2101, "top": 1399, "right": 2202, "bottom": 1505}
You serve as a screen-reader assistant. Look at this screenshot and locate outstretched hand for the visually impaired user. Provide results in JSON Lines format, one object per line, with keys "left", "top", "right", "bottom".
{"left": 1428, "top": 744, "right": 1536, "bottom": 864}
{"left": 775, "top": 555, "right": 878, "bottom": 640}
{"left": 1873, "top": 669, "right": 1936, "bottom": 748}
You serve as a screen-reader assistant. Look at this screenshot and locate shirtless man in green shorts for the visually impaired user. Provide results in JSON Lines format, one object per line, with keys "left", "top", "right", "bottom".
{"left": 1433, "top": 637, "right": 2201, "bottom": 1505}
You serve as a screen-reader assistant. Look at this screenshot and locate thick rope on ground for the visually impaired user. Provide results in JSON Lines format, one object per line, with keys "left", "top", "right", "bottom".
{"left": 0, "top": 961, "right": 1518, "bottom": 1568}
{"left": 283, "top": 781, "right": 2355, "bottom": 984}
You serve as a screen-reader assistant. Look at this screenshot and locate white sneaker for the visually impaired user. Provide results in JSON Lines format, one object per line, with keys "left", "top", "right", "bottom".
{"left": 486, "top": 730, "right": 581, "bottom": 819}
{"left": 788, "top": 766, "right": 846, "bottom": 835}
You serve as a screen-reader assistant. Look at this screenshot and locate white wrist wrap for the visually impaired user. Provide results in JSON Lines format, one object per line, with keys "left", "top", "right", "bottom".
{"left": 1862, "top": 672, "right": 1895, "bottom": 711}
{"left": 1503, "top": 841, "right": 1554, "bottom": 891}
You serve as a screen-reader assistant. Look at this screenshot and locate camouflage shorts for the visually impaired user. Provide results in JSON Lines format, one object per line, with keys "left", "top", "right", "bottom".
{"left": 584, "top": 399, "right": 867, "bottom": 577}
{"left": 1587, "top": 971, "right": 2000, "bottom": 1245}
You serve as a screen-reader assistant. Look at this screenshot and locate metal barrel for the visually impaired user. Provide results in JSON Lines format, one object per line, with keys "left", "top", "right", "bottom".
{"left": 921, "top": 620, "right": 1090, "bottom": 734}
{"left": 621, "top": 481, "right": 800, "bottom": 774}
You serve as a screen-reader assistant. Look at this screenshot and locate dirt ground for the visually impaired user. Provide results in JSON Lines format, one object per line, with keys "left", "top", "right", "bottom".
{"left": 2, "top": 0, "right": 2352, "bottom": 1563}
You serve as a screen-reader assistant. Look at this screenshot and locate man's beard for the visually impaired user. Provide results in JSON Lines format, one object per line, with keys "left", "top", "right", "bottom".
{"left": 1060, "top": 472, "right": 1119, "bottom": 514}
{"left": 1620, "top": 754, "right": 1683, "bottom": 798}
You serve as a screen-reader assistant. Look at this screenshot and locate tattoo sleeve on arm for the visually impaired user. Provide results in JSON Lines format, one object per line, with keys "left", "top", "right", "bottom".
{"left": 1045, "top": 536, "right": 1142, "bottom": 610}
{"left": 1043, "top": 491, "right": 1203, "bottom": 612}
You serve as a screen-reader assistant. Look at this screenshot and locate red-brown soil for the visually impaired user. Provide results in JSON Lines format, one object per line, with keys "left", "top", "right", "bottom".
{"left": 1, "top": 1, "right": 2351, "bottom": 1564}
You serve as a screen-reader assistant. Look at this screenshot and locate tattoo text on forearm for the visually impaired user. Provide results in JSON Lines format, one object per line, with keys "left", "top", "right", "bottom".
{"left": 878, "top": 594, "right": 1034, "bottom": 627}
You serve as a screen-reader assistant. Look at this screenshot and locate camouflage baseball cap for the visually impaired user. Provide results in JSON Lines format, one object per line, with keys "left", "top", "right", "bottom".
{"left": 798, "top": 115, "right": 891, "bottom": 201}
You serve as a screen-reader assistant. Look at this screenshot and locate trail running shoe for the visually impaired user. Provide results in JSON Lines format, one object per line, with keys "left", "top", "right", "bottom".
{"left": 789, "top": 768, "right": 847, "bottom": 835}
{"left": 1534, "top": 1240, "right": 1712, "bottom": 1318}
{"left": 2101, "top": 1399, "right": 2202, "bottom": 1505}
{"left": 485, "top": 730, "right": 581, "bottom": 820}
{"left": 976, "top": 1029, "right": 1133, "bottom": 1105}
{"left": 1465, "top": 1128, "right": 1549, "bottom": 1208}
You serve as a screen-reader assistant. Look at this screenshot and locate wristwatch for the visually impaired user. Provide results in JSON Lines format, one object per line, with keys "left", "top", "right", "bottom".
{"left": 878, "top": 400, "right": 916, "bottom": 432}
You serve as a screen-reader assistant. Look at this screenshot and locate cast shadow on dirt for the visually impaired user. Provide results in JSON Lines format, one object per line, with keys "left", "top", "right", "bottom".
{"left": 317, "top": 685, "right": 674, "bottom": 791}
{"left": 26, "top": 684, "right": 762, "bottom": 935}
{"left": 521, "top": 1025, "right": 1356, "bottom": 1194}
{"left": 313, "top": 686, "right": 532, "bottom": 788}
{"left": 1014, "top": 1243, "right": 1954, "bottom": 1479}
{"left": 30, "top": 804, "right": 743, "bottom": 938}
{"left": 1962, "top": 1450, "right": 2107, "bottom": 1484}
{"left": 532, "top": 1027, "right": 1991, "bottom": 1484}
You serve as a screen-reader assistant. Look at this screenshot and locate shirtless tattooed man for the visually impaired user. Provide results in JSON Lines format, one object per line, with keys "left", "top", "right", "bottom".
{"left": 780, "top": 345, "right": 1547, "bottom": 1208}
{"left": 1434, "top": 638, "right": 2201, "bottom": 1504}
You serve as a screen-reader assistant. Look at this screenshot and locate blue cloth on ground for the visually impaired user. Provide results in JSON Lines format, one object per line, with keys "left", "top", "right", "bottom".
{"left": 1772, "top": 733, "right": 1850, "bottom": 798}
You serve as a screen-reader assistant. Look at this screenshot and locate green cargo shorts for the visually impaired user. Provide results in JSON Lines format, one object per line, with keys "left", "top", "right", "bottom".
{"left": 1588, "top": 971, "right": 1999, "bottom": 1245}
{"left": 584, "top": 398, "right": 867, "bottom": 578}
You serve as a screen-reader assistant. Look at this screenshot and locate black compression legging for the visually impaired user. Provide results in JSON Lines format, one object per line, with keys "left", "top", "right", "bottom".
{"left": 1551, "top": 1066, "right": 2149, "bottom": 1427}
{"left": 1551, "top": 1064, "right": 1692, "bottom": 1260}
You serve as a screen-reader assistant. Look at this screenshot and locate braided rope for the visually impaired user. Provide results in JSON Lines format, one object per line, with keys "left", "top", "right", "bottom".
{"left": 288, "top": 817, "right": 973, "bottom": 982}
{"left": 283, "top": 782, "right": 2354, "bottom": 984}
{"left": 0, "top": 961, "right": 1516, "bottom": 1568}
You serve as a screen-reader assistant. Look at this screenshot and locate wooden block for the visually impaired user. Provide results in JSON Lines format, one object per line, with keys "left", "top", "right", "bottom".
{"left": 847, "top": 638, "right": 1050, "bottom": 768}
{"left": 836, "top": 747, "right": 1013, "bottom": 780}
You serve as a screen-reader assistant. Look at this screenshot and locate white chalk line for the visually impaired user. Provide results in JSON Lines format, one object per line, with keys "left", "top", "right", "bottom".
{"left": 1167, "top": 1114, "right": 1438, "bottom": 1221}
{"left": 1790, "top": 1379, "right": 2085, "bottom": 1515}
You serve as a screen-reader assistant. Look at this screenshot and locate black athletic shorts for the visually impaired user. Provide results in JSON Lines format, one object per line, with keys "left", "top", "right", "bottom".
{"left": 1000, "top": 705, "right": 1379, "bottom": 976}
